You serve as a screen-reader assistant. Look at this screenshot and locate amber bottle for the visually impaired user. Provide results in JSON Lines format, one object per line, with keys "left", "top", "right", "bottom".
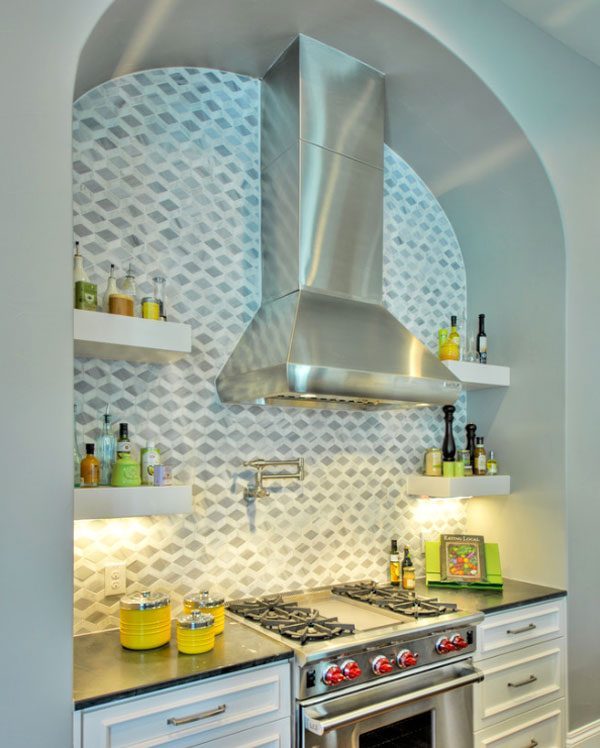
{"left": 81, "top": 443, "right": 100, "bottom": 487}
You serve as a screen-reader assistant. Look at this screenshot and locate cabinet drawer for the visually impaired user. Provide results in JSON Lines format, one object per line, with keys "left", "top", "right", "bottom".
{"left": 200, "top": 718, "right": 290, "bottom": 748}
{"left": 474, "top": 699, "right": 565, "bottom": 748}
{"left": 81, "top": 663, "right": 291, "bottom": 748}
{"left": 476, "top": 600, "right": 565, "bottom": 660}
{"left": 474, "top": 640, "right": 565, "bottom": 731}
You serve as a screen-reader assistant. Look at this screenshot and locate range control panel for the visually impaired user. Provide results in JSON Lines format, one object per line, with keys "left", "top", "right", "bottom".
{"left": 298, "top": 625, "right": 476, "bottom": 699}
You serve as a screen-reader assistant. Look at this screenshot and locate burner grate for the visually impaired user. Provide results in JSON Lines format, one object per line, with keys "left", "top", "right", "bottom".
{"left": 331, "top": 581, "right": 458, "bottom": 618}
{"left": 228, "top": 596, "right": 356, "bottom": 642}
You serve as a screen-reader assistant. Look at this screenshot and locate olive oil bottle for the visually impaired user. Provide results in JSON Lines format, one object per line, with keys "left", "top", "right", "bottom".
{"left": 401, "top": 546, "right": 416, "bottom": 591}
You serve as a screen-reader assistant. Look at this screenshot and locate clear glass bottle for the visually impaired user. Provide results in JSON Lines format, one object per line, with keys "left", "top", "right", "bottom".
{"left": 152, "top": 275, "right": 167, "bottom": 320}
{"left": 102, "top": 263, "right": 118, "bottom": 313}
{"left": 486, "top": 450, "right": 498, "bottom": 475}
{"left": 474, "top": 437, "right": 487, "bottom": 476}
{"left": 119, "top": 263, "right": 137, "bottom": 315}
{"left": 73, "top": 241, "right": 88, "bottom": 284}
{"left": 96, "top": 409, "right": 117, "bottom": 485}
{"left": 73, "top": 403, "right": 82, "bottom": 488}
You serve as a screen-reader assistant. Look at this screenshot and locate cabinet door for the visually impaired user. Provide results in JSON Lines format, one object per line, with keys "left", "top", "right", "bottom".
{"left": 199, "top": 718, "right": 290, "bottom": 748}
{"left": 81, "top": 663, "right": 291, "bottom": 748}
{"left": 476, "top": 600, "right": 565, "bottom": 660}
{"left": 474, "top": 640, "right": 565, "bottom": 731}
{"left": 474, "top": 699, "right": 564, "bottom": 748}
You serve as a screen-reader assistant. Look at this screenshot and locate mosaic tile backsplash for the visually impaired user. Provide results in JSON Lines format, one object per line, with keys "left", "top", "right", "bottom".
{"left": 73, "top": 67, "right": 467, "bottom": 633}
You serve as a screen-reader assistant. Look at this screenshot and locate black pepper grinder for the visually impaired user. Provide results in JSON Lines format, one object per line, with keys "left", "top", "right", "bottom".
{"left": 442, "top": 405, "right": 456, "bottom": 462}
{"left": 466, "top": 423, "right": 477, "bottom": 469}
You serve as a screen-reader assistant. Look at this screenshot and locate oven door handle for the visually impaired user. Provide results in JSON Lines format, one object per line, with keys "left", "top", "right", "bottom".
{"left": 304, "top": 668, "right": 484, "bottom": 736}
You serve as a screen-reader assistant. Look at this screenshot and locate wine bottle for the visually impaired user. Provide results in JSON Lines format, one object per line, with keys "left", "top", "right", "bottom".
{"left": 389, "top": 539, "right": 400, "bottom": 586}
{"left": 401, "top": 546, "right": 416, "bottom": 590}
{"left": 465, "top": 423, "right": 477, "bottom": 469}
{"left": 442, "top": 405, "right": 456, "bottom": 461}
{"left": 477, "top": 314, "right": 487, "bottom": 364}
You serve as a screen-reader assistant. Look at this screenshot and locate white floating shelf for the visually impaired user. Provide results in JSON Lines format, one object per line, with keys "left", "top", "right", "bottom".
{"left": 407, "top": 474, "right": 511, "bottom": 499}
{"left": 442, "top": 361, "right": 510, "bottom": 390}
{"left": 74, "top": 485, "right": 192, "bottom": 520}
{"left": 74, "top": 309, "right": 192, "bottom": 364}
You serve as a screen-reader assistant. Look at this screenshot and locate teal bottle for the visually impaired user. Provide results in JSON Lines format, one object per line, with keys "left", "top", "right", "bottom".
{"left": 96, "top": 409, "right": 117, "bottom": 486}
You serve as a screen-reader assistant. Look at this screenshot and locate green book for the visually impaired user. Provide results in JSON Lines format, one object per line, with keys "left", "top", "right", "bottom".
{"left": 425, "top": 540, "right": 503, "bottom": 589}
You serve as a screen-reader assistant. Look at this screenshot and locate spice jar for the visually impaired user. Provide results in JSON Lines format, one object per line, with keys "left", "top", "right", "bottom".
{"left": 183, "top": 591, "right": 225, "bottom": 634}
{"left": 424, "top": 448, "right": 442, "bottom": 476}
{"left": 119, "top": 591, "right": 171, "bottom": 650}
{"left": 176, "top": 611, "right": 215, "bottom": 654}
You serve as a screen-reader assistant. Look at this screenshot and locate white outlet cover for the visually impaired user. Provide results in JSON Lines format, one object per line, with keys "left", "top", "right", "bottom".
{"left": 104, "top": 562, "right": 126, "bottom": 597}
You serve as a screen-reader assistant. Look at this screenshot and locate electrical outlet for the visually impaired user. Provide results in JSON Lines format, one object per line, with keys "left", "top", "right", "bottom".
{"left": 104, "top": 562, "right": 126, "bottom": 597}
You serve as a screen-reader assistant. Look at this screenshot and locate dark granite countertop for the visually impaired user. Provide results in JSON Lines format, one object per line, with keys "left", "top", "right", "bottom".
{"left": 74, "top": 619, "right": 293, "bottom": 710}
{"left": 74, "top": 578, "right": 565, "bottom": 710}
{"left": 415, "top": 577, "right": 566, "bottom": 614}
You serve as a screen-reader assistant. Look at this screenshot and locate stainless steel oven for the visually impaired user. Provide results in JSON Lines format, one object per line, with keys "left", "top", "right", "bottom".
{"left": 299, "top": 661, "right": 482, "bottom": 747}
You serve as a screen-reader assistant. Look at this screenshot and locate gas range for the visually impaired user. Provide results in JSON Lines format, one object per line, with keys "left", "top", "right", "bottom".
{"left": 227, "top": 581, "right": 483, "bottom": 700}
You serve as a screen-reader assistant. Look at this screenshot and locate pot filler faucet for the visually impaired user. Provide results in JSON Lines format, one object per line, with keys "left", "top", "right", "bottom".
{"left": 243, "top": 458, "right": 305, "bottom": 503}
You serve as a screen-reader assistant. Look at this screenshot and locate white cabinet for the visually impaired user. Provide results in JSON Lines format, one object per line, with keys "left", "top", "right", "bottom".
{"left": 78, "top": 662, "right": 291, "bottom": 748}
{"left": 474, "top": 599, "right": 566, "bottom": 746}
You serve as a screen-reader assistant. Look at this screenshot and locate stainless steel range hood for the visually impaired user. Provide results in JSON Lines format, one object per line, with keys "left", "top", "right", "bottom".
{"left": 216, "top": 36, "right": 460, "bottom": 410}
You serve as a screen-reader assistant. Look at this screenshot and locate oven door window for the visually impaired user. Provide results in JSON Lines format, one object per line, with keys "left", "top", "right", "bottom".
{"left": 359, "top": 710, "right": 432, "bottom": 747}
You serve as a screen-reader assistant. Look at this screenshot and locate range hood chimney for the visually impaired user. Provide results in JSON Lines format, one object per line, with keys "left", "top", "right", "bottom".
{"left": 216, "top": 36, "right": 460, "bottom": 410}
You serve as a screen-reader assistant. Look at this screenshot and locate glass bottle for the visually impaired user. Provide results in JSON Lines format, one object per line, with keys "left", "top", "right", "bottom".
{"left": 117, "top": 423, "right": 132, "bottom": 459}
{"left": 401, "top": 546, "right": 416, "bottom": 591}
{"left": 73, "top": 241, "right": 88, "bottom": 284}
{"left": 389, "top": 539, "right": 400, "bottom": 586}
{"left": 119, "top": 263, "right": 137, "bottom": 315}
{"left": 96, "top": 409, "right": 117, "bottom": 485}
{"left": 442, "top": 405, "right": 456, "bottom": 461}
{"left": 448, "top": 315, "right": 461, "bottom": 357}
{"left": 465, "top": 424, "right": 477, "bottom": 470}
{"left": 102, "top": 264, "right": 118, "bottom": 313}
{"left": 474, "top": 437, "right": 487, "bottom": 476}
{"left": 73, "top": 403, "right": 82, "bottom": 488}
{"left": 80, "top": 444, "right": 100, "bottom": 487}
{"left": 477, "top": 314, "right": 488, "bottom": 364}
{"left": 152, "top": 275, "right": 167, "bottom": 320}
{"left": 486, "top": 450, "right": 498, "bottom": 475}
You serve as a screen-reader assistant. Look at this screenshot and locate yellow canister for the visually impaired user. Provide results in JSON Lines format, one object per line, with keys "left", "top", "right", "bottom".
{"left": 176, "top": 611, "right": 215, "bottom": 654}
{"left": 120, "top": 591, "right": 171, "bottom": 650}
{"left": 183, "top": 590, "right": 225, "bottom": 634}
{"left": 141, "top": 296, "right": 161, "bottom": 320}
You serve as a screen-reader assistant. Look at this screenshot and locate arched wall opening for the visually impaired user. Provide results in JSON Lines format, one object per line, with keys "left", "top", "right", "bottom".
{"left": 76, "top": 0, "right": 566, "bottom": 588}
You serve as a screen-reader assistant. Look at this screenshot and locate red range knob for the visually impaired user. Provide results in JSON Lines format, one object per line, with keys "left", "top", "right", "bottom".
{"left": 342, "top": 660, "right": 362, "bottom": 680}
{"left": 451, "top": 634, "right": 469, "bottom": 650}
{"left": 436, "top": 637, "right": 456, "bottom": 654}
{"left": 397, "top": 649, "right": 419, "bottom": 669}
{"left": 372, "top": 655, "right": 394, "bottom": 675}
{"left": 323, "top": 665, "right": 345, "bottom": 686}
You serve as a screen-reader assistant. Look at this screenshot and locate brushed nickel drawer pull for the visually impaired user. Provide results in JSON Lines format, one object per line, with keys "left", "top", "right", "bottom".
{"left": 523, "top": 740, "right": 538, "bottom": 748}
{"left": 508, "top": 674, "right": 537, "bottom": 688}
{"left": 506, "top": 623, "right": 537, "bottom": 635}
{"left": 167, "top": 704, "right": 226, "bottom": 726}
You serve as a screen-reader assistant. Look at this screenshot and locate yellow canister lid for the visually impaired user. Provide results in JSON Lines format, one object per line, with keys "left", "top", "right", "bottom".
{"left": 177, "top": 611, "right": 214, "bottom": 630}
{"left": 184, "top": 590, "right": 224, "bottom": 608}
{"left": 120, "top": 590, "right": 170, "bottom": 610}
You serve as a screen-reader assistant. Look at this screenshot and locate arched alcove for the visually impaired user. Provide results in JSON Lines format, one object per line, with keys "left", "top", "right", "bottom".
{"left": 76, "top": 0, "right": 566, "bottom": 590}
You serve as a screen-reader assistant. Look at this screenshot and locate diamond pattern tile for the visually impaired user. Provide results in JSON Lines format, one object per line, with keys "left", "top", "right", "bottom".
{"left": 73, "top": 67, "right": 467, "bottom": 634}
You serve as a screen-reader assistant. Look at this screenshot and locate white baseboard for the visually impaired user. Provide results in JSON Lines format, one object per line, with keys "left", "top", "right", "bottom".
{"left": 567, "top": 718, "right": 600, "bottom": 747}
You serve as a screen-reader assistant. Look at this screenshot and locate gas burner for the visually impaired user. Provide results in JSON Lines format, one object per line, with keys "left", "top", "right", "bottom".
{"left": 332, "top": 581, "right": 458, "bottom": 618}
{"left": 228, "top": 596, "right": 356, "bottom": 642}
{"left": 278, "top": 616, "right": 356, "bottom": 645}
